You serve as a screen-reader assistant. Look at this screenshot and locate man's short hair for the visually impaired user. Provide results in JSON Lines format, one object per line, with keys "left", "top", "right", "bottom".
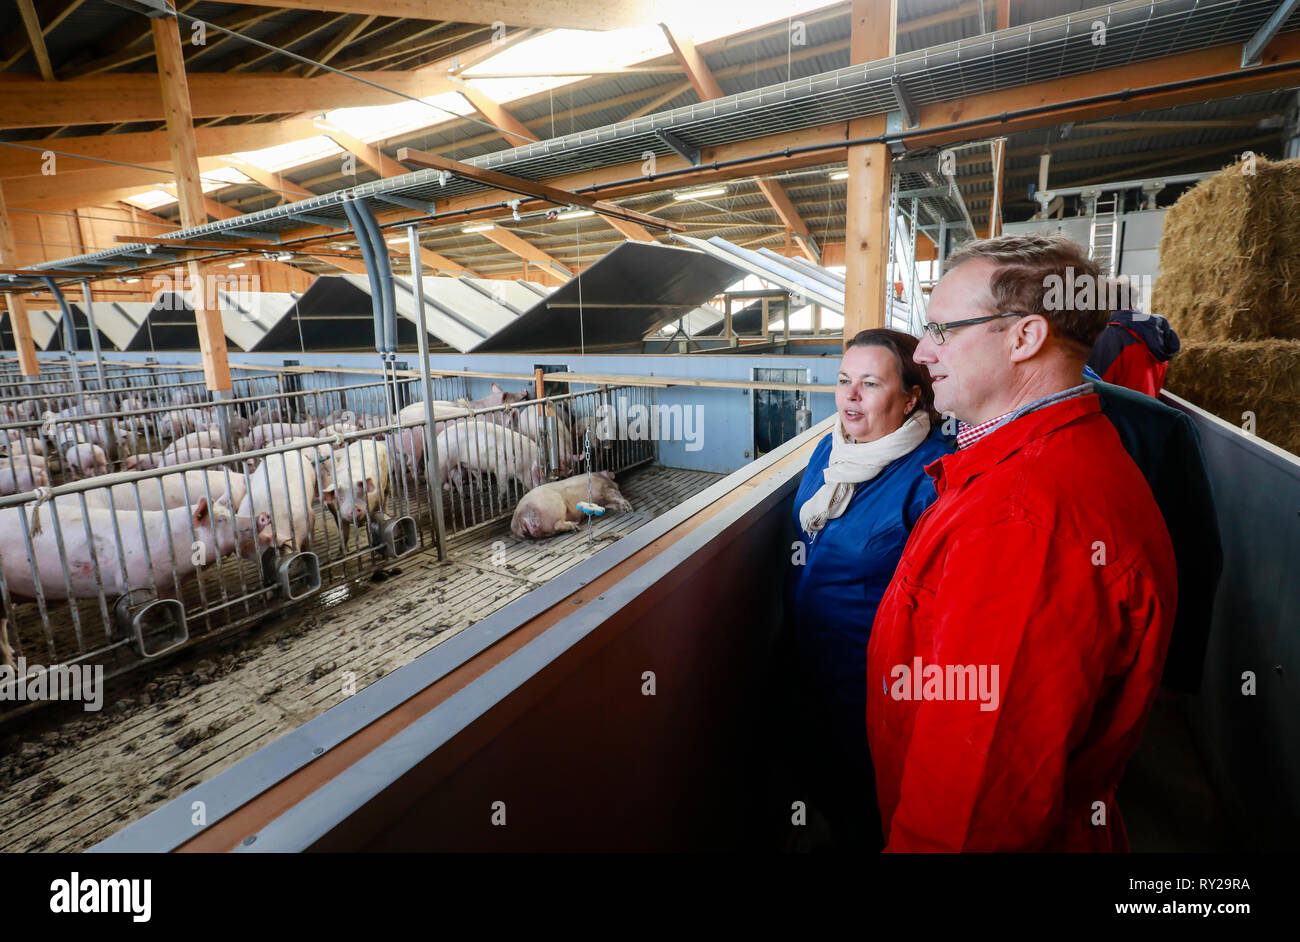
{"left": 944, "top": 234, "right": 1111, "bottom": 351}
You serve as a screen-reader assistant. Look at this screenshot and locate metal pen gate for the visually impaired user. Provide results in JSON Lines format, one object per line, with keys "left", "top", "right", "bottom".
{"left": 1, "top": 366, "right": 653, "bottom": 714}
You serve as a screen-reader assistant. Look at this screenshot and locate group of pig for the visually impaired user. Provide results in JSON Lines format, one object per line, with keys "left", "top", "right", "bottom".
{"left": 0, "top": 380, "right": 637, "bottom": 668}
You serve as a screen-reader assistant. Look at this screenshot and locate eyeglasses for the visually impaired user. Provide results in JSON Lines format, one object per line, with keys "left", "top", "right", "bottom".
{"left": 920, "top": 312, "right": 1028, "bottom": 345}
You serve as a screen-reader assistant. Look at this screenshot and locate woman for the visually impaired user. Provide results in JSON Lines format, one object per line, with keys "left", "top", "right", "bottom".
{"left": 785, "top": 328, "right": 952, "bottom": 850}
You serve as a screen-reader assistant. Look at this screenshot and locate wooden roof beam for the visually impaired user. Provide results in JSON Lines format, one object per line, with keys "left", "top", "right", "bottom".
{"left": 299, "top": 14, "right": 378, "bottom": 77}
{"left": 211, "top": 1, "right": 651, "bottom": 32}
{"left": 16, "top": 0, "right": 55, "bottom": 81}
{"left": 754, "top": 177, "right": 820, "bottom": 263}
{"left": 222, "top": 156, "right": 316, "bottom": 201}
{"left": 397, "top": 146, "right": 684, "bottom": 232}
{"left": 334, "top": 22, "right": 489, "bottom": 72}
{"left": 314, "top": 122, "right": 409, "bottom": 177}
{"left": 659, "top": 24, "right": 724, "bottom": 101}
{"left": 474, "top": 226, "right": 571, "bottom": 283}
{"left": 0, "top": 120, "right": 320, "bottom": 180}
{"left": 449, "top": 78, "right": 539, "bottom": 146}
{"left": 661, "top": 22, "right": 820, "bottom": 262}
{"left": 0, "top": 70, "right": 445, "bottom": 130}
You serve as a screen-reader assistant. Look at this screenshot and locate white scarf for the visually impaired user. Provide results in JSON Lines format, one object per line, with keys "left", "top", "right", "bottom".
{"left": 799, "top": 410, "right": 931, "bottom": 535}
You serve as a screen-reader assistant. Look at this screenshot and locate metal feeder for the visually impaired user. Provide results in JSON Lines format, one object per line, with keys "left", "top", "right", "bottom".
{"left": 278, "top": 552, "right": 322, "bottom": 599}
{"left": 114, "top": 590, "right": 188, "bottom": 659}
{"left": 369, "top": 514, "right": 419, "bottom": 558}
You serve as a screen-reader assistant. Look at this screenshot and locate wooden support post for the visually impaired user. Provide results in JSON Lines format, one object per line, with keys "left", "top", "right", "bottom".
{"left": 534, "top": 366, "right": 545, "bottom": 402}
{"left": 152, "top": 14, "right": 232, "bottom": 393}
{"left": 990, "top": 138, "right": 1006, "bottom": 237}
{"left": 997, "top": 0, "right": 1011, "bottom": 30}
{"left": 843, "top": 0, "right": 896, "bottom": 346}
{"left": 0, "top": 181, "right": 37, "bottom": 375}
{"left": 4, "top": 293, "right": 40, "bottom": 377}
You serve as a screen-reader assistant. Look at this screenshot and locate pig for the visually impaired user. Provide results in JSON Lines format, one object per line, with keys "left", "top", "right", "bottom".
{"left": 156, "top": 408, "right": 196, "bottom": 440}
{"left": 125, "top": 444, "right": 224, "bottom": 471}
{"left": 1, "top": 435, "right": 48, "bottom": 461}
{"left": 0, "top": 496, "right": 236, "bottom": 601}
{"left": 1, "top": 599, "right": 12, "bottom": 670}
{"left": 0, "top": 455, "right": 49, "bottom": 495}
{"left": 321, "top": 440, "right": 390, "bottom": 544}
{"left": 510, "top": 471, "right": 633, "bottom": 539}
{"left": 63, "top": 442, "right": 108, "bottom": 480}
{"left": 243, "top": 421, "right": 319, "bottom": 451}
{"left": 170, "top": 428, "right": 223, "bottom": 452}
{"left": 435, "top": 419, "right": 544, "bottom": 498}
{"left": 464, "top": 382, "right": 529, "bottom": 410}
{"left": 81, "top": 468, "right": 247, "bottom": 514}
{"left": 162, "top": 439, "right": 225, "bottom": 464}
{"left": 397, "top": 400, "right": 469, "bottom": 425}
{"left": 250, "top": 403, "right": 285, "bottom": 426}
{"left": 387, "top": 424, "right": 426, "bottom": 481}
{"left": 512, "top": 405, "right": 576, "bottom": 475}
{"left": 229, "top": 450, "right": 318, "bottom": 559}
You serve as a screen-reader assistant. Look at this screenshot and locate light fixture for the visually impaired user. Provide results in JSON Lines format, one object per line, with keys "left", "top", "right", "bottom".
{"left": 386, "top": 236, "right": 406, "bottom": 245}
{"left": 275, "top": 252, "right": 292, "bottom": 262}
{"left": 124, "top": 276, "right": 141, "bottom": 284}
{"left": 829, "top": 170, "right": 849, "bottom": 181}
{"left": 463, "top": 223, "right": 494, "bottom": 233}
{"left": 227, "top": 262, "right": 245, "bottom": 269}
{"left": 673, "top": 185, "right": 727, "bottom": 201}
{"left": 556, "top": 209, "right": 595, "bottom": 220}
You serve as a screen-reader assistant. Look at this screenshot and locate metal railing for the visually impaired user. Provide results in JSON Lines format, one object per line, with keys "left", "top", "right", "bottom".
{"left": 0, "top": 366, "right": 654, "bottom": 711}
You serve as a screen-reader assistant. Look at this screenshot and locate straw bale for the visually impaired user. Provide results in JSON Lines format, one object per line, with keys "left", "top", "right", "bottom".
{"left": 1165, "top": 340, "right": 1300, "bottom": 456}
{"left": 1151, "top": 156, "right": 1300, "bottom": 342}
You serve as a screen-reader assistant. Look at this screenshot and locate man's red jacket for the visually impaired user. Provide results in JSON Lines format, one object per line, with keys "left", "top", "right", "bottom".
{"left": 865, "top": 393, "right": 1177, "bottom": 852}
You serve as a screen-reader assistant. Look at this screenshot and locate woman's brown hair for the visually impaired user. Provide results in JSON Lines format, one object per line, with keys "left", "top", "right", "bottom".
{"left": 843, "top": 328, "right": 939, "bottom": 426}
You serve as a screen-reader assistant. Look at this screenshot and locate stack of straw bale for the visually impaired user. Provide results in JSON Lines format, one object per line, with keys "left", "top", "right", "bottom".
{"left": 1153, "top": 156, "right": 1300, "bottom": 455}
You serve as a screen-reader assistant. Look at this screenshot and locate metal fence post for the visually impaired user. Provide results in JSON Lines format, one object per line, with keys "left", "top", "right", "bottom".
{"left": 407, "top": 224, "right": 447, "bottom": 559}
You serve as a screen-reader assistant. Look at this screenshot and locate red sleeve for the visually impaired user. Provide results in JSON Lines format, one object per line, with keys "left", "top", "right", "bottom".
{"left": 884, "top": 520, "right": 1119, "bottom": 852}
{"left": 1101, "top": 343, "right": 1161, "bottom": 397}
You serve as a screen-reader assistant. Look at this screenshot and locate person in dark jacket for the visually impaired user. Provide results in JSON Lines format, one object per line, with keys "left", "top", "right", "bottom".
{"left": 784, "top": 328, "right": 952, "bottom": 849}
{"left": 1088, "top": 309, "right": 1181, "bottom": 397}
{"left": 1088, "top": 376, "right": 1222, "bottom": 693}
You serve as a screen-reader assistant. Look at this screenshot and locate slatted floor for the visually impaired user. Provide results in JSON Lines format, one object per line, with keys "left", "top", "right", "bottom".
{"left": 0, "top": 464, "right": 721, "bottom": 853}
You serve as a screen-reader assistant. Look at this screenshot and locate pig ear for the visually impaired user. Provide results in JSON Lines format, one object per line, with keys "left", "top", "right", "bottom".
{"left": 364, "top": 477, "right": 376, "bottom": 495}
{"left": 192, "top": 496, "right": 209, "bottom": 524}
{"left": 322, "top": 487, "right": 336, "bottom": 506}
{"left": 491, "top": 382, "right": 503, "bottom": 393}
{"left": 598, "top": 470, "right": 615, "bottom": 480}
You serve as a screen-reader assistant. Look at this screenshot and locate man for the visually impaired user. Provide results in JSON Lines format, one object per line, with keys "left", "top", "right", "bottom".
{"left": 1087, "top": 308, "right": 1181, "bottom": 397}
{"left": 866, "top": 234, "right": 1177, "bottom": 852}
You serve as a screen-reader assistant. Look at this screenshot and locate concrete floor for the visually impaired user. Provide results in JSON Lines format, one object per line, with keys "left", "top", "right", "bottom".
{"left": 0, "top": 465, "right": 723, "bottom": 853}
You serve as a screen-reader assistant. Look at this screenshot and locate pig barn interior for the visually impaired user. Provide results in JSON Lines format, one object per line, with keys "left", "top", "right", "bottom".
{"left": 0, "top": 0, "right": 1298, "bottom": 858}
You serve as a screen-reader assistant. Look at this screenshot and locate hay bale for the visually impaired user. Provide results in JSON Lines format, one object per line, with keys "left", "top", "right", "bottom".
{"left": 1165, "top": 340, "right": 1300, "bottom": 456}
{"left": 1151, "top": 156, "right": 1300, "bottom": 342}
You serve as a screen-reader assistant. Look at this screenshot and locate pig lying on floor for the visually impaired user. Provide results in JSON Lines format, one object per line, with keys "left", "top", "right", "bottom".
{"left": 510, "top": 470, "right": 633, "bottom": 540}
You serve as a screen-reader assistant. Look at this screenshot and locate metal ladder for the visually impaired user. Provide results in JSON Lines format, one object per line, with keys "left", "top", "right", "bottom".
{"left": 1089, "top": 194, "right": 1119, "bottom": 273}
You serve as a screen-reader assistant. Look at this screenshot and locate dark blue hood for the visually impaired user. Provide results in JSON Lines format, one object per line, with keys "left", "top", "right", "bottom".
{"left": 1111, "top": 310, "right": 1181, "bottom": 362}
